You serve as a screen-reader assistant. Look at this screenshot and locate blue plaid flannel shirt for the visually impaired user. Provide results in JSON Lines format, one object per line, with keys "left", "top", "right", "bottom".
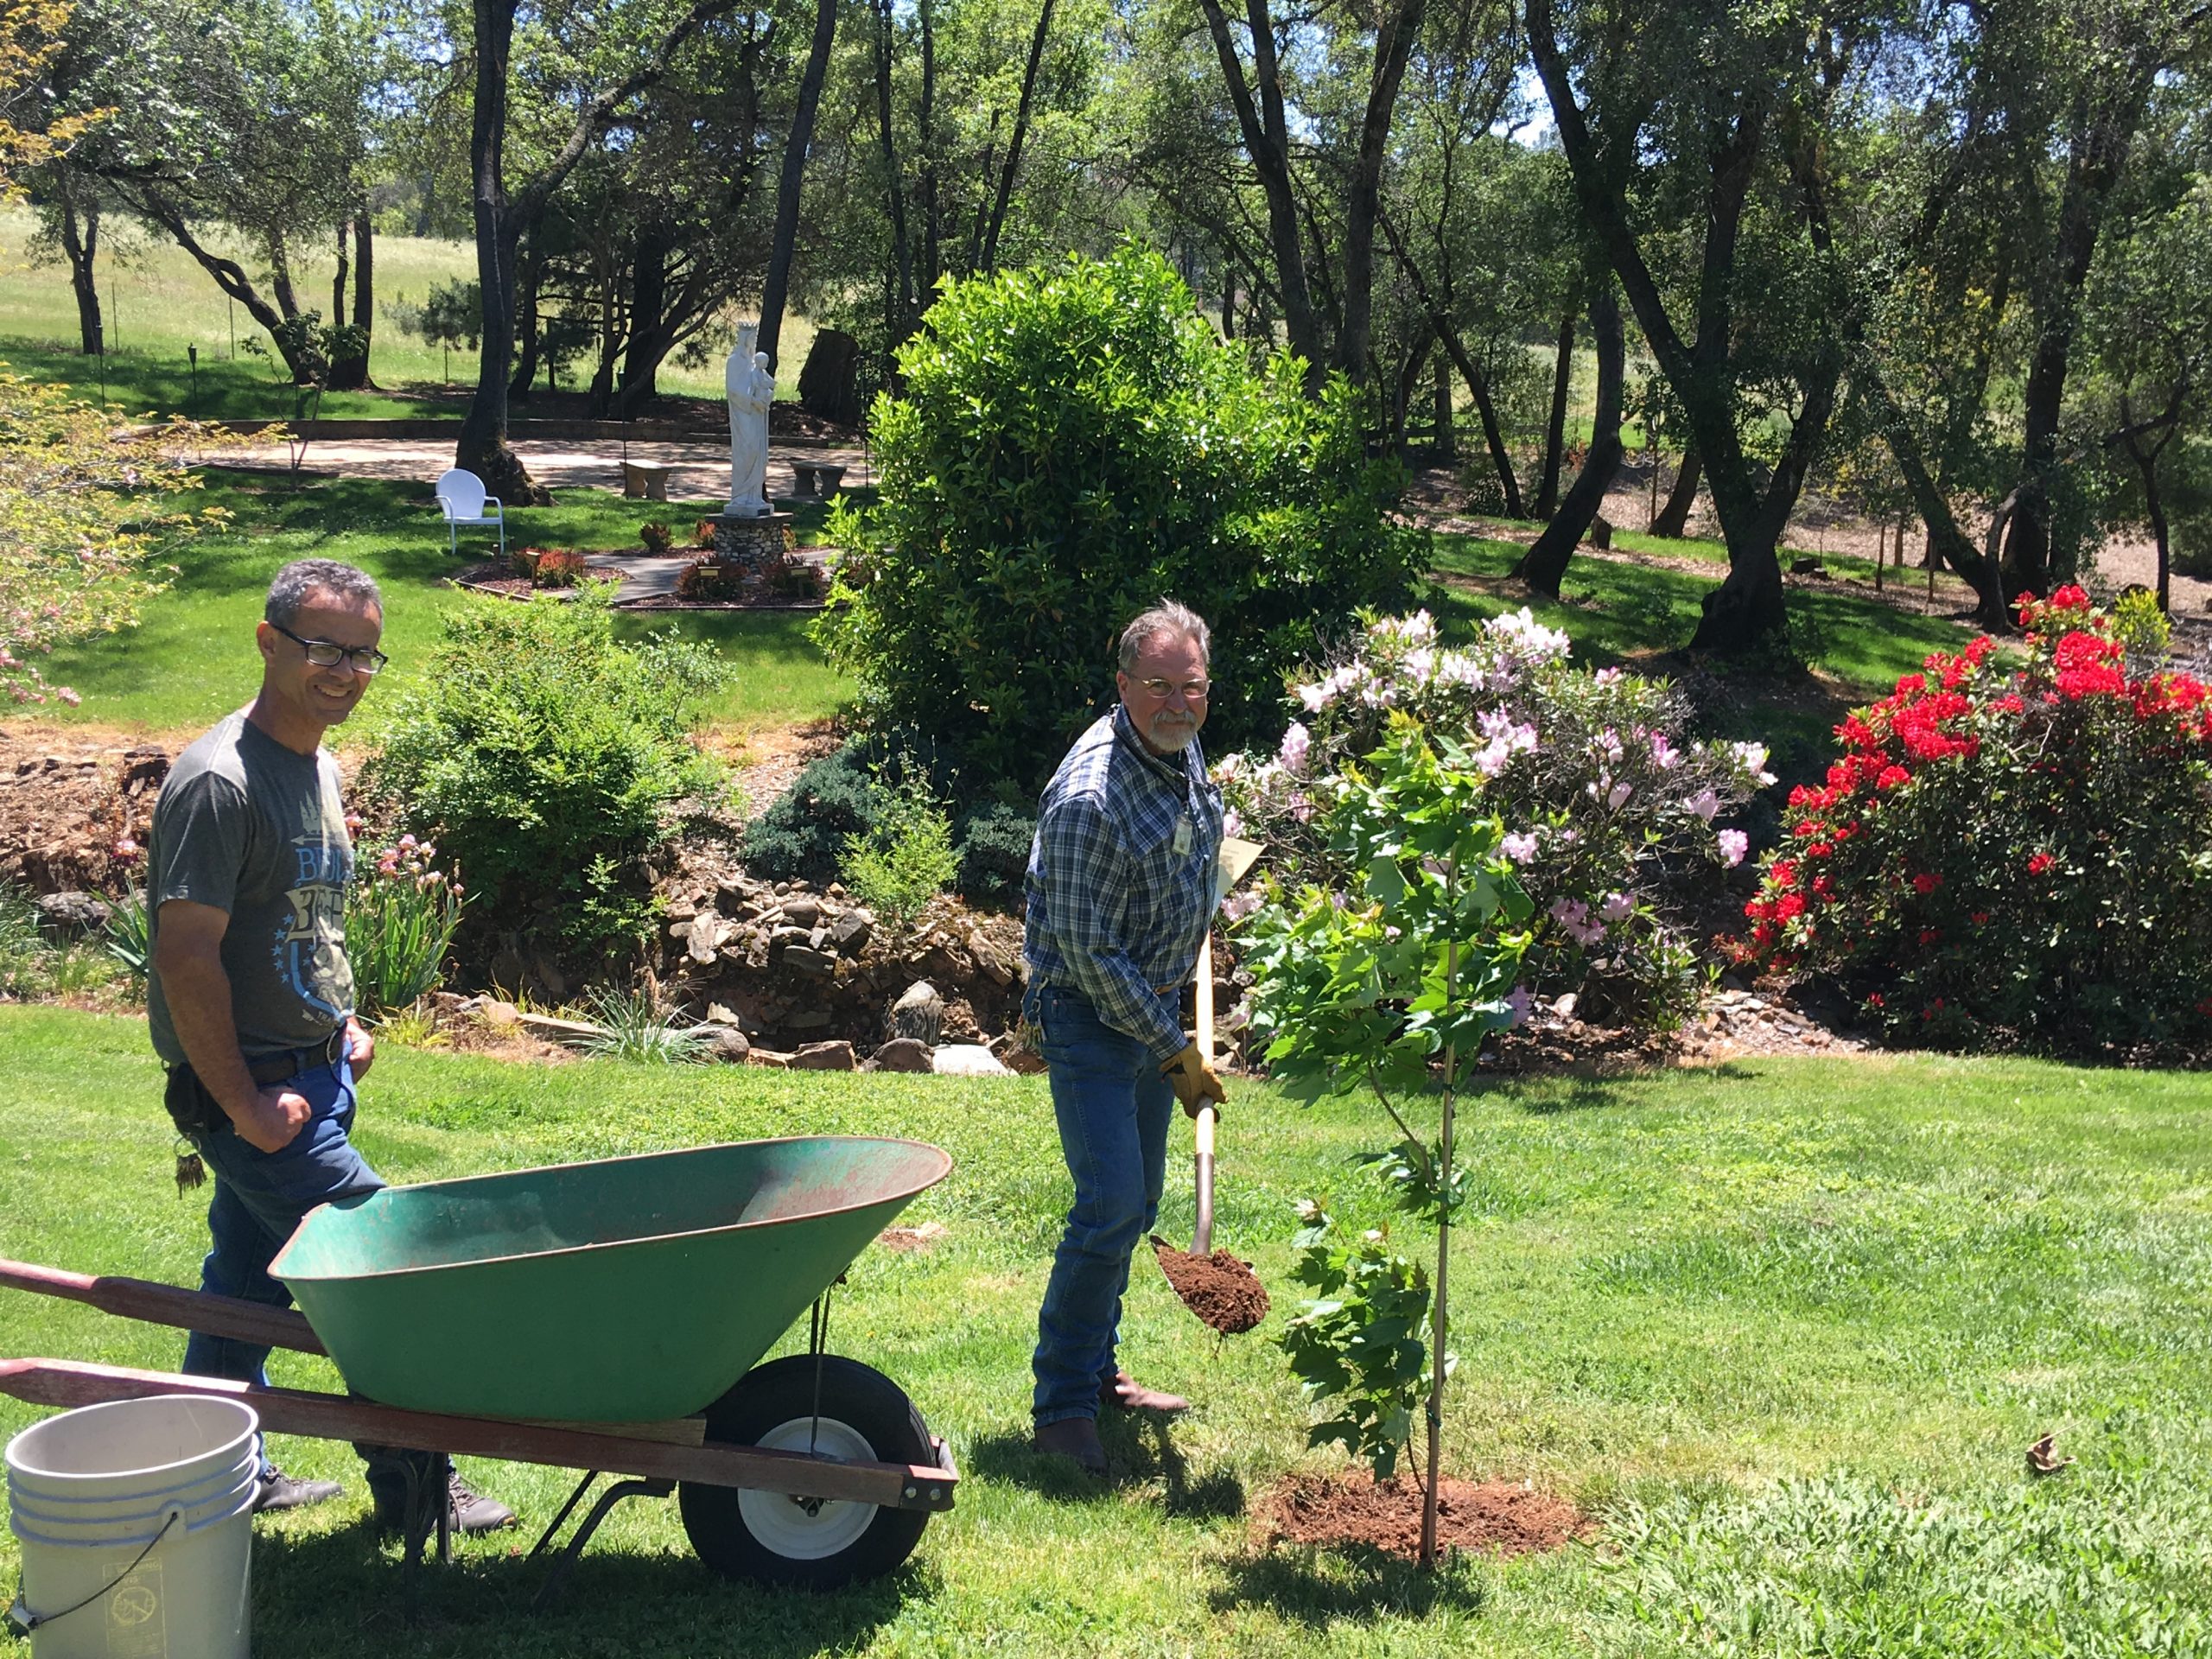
{"left": 1023, "top": 705, "right": 1225, "bottom": 1062}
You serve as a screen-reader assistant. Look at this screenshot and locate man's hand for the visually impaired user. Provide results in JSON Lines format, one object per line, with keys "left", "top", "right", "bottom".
{"left": 232, "top": 1085, "right": 313, "bottom": 1154}
{"left": 344, "top": 1015, "right": 374, "bottom": 1081}
{"left": 1160, "top": 1042, "right": 1227, "bottom": 1116}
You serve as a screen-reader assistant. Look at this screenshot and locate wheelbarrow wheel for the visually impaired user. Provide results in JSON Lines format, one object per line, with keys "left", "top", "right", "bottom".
{"left": 679, "top": 1353, "right": 933, "bottom": 1588}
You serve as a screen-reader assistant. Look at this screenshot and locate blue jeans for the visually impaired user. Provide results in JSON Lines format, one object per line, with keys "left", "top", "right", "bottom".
{"left": 1029, "top": 983, "right": 1175, "bottom": 1427}
{"left": 181, "top": 1059, "right": 407, "bottom": 1487}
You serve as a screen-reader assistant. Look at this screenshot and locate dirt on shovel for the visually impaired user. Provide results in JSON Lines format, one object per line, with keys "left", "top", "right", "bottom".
{"left": 1151, "top": 1236, "right": 1270, "bottom": 1333}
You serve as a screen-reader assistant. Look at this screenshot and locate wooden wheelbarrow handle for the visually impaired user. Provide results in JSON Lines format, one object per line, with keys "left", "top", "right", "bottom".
{"left": 0, "top": 1256, "right": 325, "bottom": 1355}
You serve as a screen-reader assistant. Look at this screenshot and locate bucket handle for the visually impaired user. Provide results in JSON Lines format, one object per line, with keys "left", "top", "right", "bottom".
{"left": 5, "top": 1506, "right": 180, "bottom": 1637}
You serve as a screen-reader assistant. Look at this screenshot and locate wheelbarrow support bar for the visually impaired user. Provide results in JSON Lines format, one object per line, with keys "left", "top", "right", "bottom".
{"left": 0, "top": 1358, "right": 957, "bottom": 1514}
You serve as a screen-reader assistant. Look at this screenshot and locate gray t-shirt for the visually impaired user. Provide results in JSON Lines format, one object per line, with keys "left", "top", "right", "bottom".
{"left": 146, "top": 711, "right": 355, "bottom": 1066}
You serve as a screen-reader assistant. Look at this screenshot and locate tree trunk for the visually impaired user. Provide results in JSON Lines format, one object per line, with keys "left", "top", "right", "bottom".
{"left": 1433, "top": 352, "right": 1455, "bottom": 460}
{"left": 327, "top": 213, "right": 373, "bottom": 391}
{"left": 1377, "top": 207, "right": 1519, "bottom": 513}
{"left": 1533, "top": 307, "right": 1575, "bottom": 519}
{"left": 758, "top": 0, "right": 837, "bottom": 376}
{"left": 1391, "top": 325, "right": 1430, "bottom": 451}
{"left": 122, "top": 189, "right": 318, "bottom": 382}
{"left": 458, "top": 0, "right": 548, "bottom": 503}
{"left": 616, "top": 221, "right": 672, "bottom": 412}
{"left": 977, "top": 0, "right": 1055, "bottom": 274}
{"left": 1220, "top": 270, "right": 1235, "bottom": 338}
{"left": 1865, "top": 364, "right": 2008, "bottom": 626}
{"left": 1513, "top": 283, "right": 1623, "bottom": 594}
{"left": 1649, "top": 444, "right": 1699, "bottom": 536}
{"left": 1335, "top": 0, "right": 1426, "bottom": 383}
{"left": 507, "top": 227, "right": 543, "bottom": 402}
{"left": 918, "top": 0, "right": 941, "bottom": 290}
{"left": 55, "top": 175, "right": 102, "bottom": 355}
{"left": 872, "top": 0, "right": 915, "bottom": 353}
{"left": 1196, "top": 0, "right": 1324, "bottom": 378}
{"left": 332, "top": 220, "right": 349, "bottom": 330}
{"left": 2001, "top": 97, "right": 2141, "bottom": 598}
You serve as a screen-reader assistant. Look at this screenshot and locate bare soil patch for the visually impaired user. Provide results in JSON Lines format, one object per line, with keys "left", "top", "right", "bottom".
{"left": 1261, "top": 1470, "right": 1595, "bottom": 1562}
{"left": 1151, "top": 1239, "right": 1270, "bottom": 1333}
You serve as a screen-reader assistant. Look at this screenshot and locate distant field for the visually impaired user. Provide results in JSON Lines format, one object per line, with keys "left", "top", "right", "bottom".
{"left": 0, "top": 208, "right": 817, "bottom": 416}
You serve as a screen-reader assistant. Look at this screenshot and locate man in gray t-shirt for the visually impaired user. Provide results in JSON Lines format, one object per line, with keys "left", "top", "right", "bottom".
{"left": 148, "top": 557, "right": 512, "bottom": 1540}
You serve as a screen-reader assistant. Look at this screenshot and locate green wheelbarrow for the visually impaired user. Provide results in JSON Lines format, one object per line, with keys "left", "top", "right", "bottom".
{"left": 0, "top": 1135, "right": 957, "bottom": 1596}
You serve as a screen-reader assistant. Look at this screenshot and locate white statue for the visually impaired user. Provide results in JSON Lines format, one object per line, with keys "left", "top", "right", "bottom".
{"left": 724, "top": 321, "right": 775, "bottom": 517}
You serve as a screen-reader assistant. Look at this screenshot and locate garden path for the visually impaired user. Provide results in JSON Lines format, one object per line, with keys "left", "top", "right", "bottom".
{"left": 198, "top": 437, "right": 875, "bottom": 501}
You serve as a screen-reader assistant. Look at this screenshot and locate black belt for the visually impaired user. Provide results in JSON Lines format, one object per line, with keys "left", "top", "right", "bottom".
{"left": 244, "top": 1027, "right": 348, "bottom": 1084}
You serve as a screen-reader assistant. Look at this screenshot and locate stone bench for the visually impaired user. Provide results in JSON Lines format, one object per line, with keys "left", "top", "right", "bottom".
{"left": 620, "top": 461, "right": 673, "bottom": 500}
{"left": 788, "top": 461, "right": 849, "bottom": 498}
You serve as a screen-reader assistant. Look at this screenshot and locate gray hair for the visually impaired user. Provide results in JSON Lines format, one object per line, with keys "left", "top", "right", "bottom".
{"left": 265, "top": 560, "right": 382, "bottom": 627}
{"left": 1118, "top": 601, "right": 1211, "bottom": 671}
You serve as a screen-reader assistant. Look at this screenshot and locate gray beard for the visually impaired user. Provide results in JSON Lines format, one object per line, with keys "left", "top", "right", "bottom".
{"left": 1147, "top": 716, "right": 1198, "bottom": 753}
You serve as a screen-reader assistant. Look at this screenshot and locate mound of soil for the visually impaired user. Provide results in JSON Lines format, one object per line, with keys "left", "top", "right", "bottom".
{"left": 1262, "top": 1471, "right": 1594, "bottom": 1562}
{"left": 1151, "top": 1237, "right": 1270, "bottom": 1333}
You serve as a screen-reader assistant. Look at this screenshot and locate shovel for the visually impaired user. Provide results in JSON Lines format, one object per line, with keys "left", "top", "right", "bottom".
{"left": 1153, "top": 836, "right": 1270, "bottom": 1335}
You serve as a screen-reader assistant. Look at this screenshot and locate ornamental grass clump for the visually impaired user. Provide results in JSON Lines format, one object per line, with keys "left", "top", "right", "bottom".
{"left": 1737, "top": 587, "right": 2212, "bottom": 1054}
{"left": 1222, "top": 609, "right": 1771, "bottom": 1028}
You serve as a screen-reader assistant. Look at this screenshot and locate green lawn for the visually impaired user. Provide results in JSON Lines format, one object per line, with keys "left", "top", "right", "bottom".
{"left": 0, "top": 208, "right": 819, "bottom": 418}
{"left": 2, "top": 1006, "right": 2207, "bottom": 1656}
{"left": 37, "top": 475, "right": 855, "bottom": 737}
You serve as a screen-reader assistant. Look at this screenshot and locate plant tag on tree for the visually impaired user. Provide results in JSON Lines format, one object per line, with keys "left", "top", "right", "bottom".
{"left": 1215, "top": 836, "right": 1264, "bottom": 903}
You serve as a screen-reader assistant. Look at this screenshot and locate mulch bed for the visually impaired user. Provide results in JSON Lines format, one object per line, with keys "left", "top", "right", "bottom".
{"left": 1261, "top": 1471, "right": 1596, "bottom": 1562}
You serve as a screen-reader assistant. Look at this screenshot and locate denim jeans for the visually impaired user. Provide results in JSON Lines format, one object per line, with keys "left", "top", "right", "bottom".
{"left": 1029, "top": 982, "right": 1176, "bottom": 1427}
{"left": 181, "top": 1059, "right": 416, "bottom": 1491}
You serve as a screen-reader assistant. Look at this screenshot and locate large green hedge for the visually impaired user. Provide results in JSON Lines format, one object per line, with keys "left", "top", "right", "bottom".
{"left": 814, "top": 245, "right": 1421, "bottom": 792}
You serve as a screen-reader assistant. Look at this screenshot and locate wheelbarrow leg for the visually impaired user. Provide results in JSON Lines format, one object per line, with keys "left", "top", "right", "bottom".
{"left": 531, "top": 1478, "right": 675, "bottom": 1611}
{"left": 528, "top": 1471, "right": 602, "bottom": 1560}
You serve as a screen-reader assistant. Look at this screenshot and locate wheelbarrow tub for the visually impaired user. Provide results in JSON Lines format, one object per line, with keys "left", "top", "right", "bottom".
{"left": 269, "top": 1137, "right": 950, "bottom": 1423}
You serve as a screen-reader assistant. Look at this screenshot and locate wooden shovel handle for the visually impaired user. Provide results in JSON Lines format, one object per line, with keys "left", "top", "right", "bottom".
{"left": 1192, "top": 928, "right": 1217, "bottom": 1255}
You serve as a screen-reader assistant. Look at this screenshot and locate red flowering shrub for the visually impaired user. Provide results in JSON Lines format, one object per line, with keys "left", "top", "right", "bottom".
{"left": 1738, "top": 586, "right": 2212, "bottom": 1052}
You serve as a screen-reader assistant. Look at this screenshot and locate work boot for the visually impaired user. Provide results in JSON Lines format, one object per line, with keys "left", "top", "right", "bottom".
{"left": 1033, "top": 1416, "right": 1109, "bottom": 1476}
{"left": 370, "top": 1462, "right": 518, "bottom": 1537}
{"left": 253, "top": 1466, "right": 344, "bottom": 1514}
{"left": 1099, "top": 1370, "right": 1188, "bottom": 1414}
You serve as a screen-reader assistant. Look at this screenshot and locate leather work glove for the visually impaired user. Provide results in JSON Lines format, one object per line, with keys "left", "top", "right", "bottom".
{"left": 1160, "top": 1042, "right": 1228, "bottom": 1116}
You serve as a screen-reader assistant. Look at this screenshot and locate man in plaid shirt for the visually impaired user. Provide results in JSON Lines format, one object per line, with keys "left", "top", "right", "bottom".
{"left": 1023, "top": 601, "right": 1228, "bottom": 1475}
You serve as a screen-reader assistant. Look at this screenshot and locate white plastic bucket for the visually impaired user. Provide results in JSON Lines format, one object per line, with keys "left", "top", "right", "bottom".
{"left": 7, "top": 1395, "right": 258, "bottom": 1659}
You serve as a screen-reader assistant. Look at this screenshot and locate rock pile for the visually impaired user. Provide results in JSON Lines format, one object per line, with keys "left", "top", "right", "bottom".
{"left": 0, "top": 737, "right": 169, "bottom": 894}
{"left": 646, "top": 858, "right": 1033, "bottom": 1065}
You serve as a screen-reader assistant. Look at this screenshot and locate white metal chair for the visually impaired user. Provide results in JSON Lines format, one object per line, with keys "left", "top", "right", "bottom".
{"left": 435, "top": 467, "right": 505, "bottom": 558}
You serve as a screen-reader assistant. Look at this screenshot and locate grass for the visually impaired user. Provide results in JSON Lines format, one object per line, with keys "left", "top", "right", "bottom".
{"left": 35, "top": 474, "right": 855, "bottom": 737}
{"left": 0, "top": 207, "right": 819, "bottom": 416}
{"left": 2, "top": 1005, "right": 2209, "bottom": 1655}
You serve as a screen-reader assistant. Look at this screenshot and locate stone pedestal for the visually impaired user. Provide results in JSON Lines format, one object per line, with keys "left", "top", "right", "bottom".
{"left": 709, "top": 511, "right": 794, "bottom": 575}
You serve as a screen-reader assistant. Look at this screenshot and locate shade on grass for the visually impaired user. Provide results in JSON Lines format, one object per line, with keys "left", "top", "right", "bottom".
{"left": 3, "top": 1005, "right": 2206, "bottom": 1656}
{"left": 35, "top": 475, "right": 854, "bottom": 736}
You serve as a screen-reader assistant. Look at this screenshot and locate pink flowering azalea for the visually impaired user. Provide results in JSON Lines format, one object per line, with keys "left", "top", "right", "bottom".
{"left": 1278, "top": 721, "right": 1312, "bottom": 774}
{"left": 1505, "top": 985, "right": 1533, "bottom": 1026}
{"left": 1599, "top": 893, "right": 1633, "bottom": 924}
{"left": 1687, "top": 788, "right": 1719, "bottom": 823}
{"left": 1501, "top": 831, "right": 1538, "bottom": 863}
{"left": 1717, "top": 829, "right": 1749, "bottom": 868}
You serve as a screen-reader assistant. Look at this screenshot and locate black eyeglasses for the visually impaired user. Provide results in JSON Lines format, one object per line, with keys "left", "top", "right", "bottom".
{"left": 270, "top": 621, "right": 389, "bottom": 676}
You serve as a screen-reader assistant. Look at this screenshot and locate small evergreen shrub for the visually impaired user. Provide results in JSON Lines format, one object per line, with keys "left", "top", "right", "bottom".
{"left": 814, "top": 243, "right": 1421, "bottom": 795}
{"left": 741, "top": 746, "right": 884, "bottom": 887}
{"left": 954, "top": 801, "right": 1036, "bottom": 906}
{"left": 361, "top": 589, "right": 723, "bottom": 957}
{"left": 1737, "top": 586, "right": 2212, "bottom": 1053}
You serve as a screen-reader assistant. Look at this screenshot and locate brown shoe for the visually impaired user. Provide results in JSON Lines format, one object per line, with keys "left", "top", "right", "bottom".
{"left": 1099, "top": 1370, "right": 1188, "bottom": 1413}
{"left": 1033, "top": 1415, "right": 1109, "bottom": 1474}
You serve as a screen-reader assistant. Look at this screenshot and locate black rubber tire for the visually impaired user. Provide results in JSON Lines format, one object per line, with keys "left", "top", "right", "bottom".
{"left": 677, "top": 1354, "right": 935, "bottom": 1588}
